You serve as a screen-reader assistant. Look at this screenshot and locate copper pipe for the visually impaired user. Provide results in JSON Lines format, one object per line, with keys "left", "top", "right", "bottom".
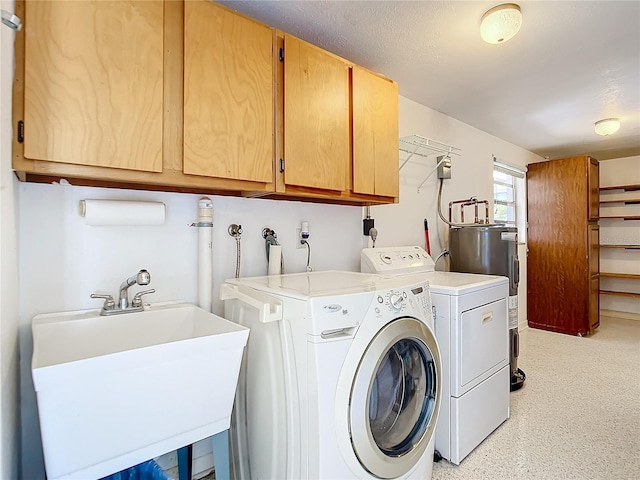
{"left": 477, "top": 200, "right": 490, "bottom": 224}
{"left": 449, "top": 198, "right": 476, "bottom": 222}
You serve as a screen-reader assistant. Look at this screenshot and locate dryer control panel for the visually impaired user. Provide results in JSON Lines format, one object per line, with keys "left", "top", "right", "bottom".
{"left": 361, "top": 246, "right": 436, "bottom": 274}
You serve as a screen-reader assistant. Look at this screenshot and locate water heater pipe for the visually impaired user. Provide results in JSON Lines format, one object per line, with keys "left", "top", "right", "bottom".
{"left": 197, "top": 197, "right": 213, "bottom": 312}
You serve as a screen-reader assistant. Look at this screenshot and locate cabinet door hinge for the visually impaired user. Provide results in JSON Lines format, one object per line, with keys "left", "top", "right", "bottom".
{"left": 17, "top": 120, "right": 24, "bottom": 144}
{"left": 279, "top": 159, "right": 285, "bottom": 173}
{"left": 279, "top": 47, "right": 284, "bottom": 62}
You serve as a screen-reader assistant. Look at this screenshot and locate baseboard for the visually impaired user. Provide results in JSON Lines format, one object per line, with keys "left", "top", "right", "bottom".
{"left": 600, "top": 309, "right": 640, "bottom": 321}
{"left": 518, "top": 319, "right": 528, "bottom": 331}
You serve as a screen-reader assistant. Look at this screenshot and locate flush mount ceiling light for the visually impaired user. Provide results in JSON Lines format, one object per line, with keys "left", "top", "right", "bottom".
{"left": 480, "top": 3, "right": 522, "bottom": 44}
{"left": 594, "top": 118, "right": 621, "bottom": 136}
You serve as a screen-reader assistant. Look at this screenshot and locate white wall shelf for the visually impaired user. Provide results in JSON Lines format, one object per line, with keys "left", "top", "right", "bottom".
{"left": 398, "top": 135, "right": 461, "bottom": 192}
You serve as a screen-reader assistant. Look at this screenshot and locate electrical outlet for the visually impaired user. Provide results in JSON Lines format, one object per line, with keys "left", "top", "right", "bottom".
{"left": 296, "top": 228, "right": 304, "bottom": 248}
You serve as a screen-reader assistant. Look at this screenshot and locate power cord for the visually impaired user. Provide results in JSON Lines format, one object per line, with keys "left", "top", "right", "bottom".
{"left": 369, "top": 227, "right": 378, "bottom": 248}
{"left": 301, "top": 239, "right": 312, "bottom": 272}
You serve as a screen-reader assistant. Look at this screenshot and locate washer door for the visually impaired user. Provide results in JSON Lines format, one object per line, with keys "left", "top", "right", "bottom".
{"left": 350, "top": 317, "right": 440, "bottom": 479}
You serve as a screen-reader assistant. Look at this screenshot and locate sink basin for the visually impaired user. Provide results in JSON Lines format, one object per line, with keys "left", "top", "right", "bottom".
{"left": 31, "top": 302, "right": 249, "bottom": 480}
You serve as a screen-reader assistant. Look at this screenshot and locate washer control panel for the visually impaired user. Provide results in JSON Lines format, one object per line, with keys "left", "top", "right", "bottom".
{"left": 374, "top": 282, "right": 434, "bottom": 325}
{"left": 408, "top": 282, "right": 434, "bottom": 323}
{"left": 376, "top": 289, "right": 409, "bottom": 313}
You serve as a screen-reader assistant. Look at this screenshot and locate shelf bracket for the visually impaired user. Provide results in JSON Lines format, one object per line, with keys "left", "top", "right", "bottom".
{"left": 398, "top": 135, "right": 461, "bottom": 192}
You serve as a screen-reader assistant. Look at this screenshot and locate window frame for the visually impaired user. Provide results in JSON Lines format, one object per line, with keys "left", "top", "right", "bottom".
{"left": 493, "top": 159, "right": 527, "bottom": 243}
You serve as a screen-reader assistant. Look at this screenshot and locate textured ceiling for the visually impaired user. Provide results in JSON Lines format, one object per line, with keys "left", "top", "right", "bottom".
{"left": 220, "top": 0, "right": 640, "bottom": 161}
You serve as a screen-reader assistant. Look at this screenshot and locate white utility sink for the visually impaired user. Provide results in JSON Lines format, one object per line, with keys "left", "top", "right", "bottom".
{"left": 31, "top": 302, "right": 249, "bottom": 480}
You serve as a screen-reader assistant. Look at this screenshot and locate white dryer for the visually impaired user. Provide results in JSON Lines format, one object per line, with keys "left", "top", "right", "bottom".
{"left": 362, "top": 246, "right": 510, "bottom": 465}
{"left": 220, "top": 271, "right": 441, "bottom": 479}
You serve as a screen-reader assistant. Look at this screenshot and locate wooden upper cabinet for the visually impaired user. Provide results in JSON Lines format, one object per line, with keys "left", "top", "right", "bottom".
{"left": 283, "top": 34, "right": 350, "bottom": 191}
{"left": 352, "top": 66, "right": 399, "bottom": 198}
{"left": 23, "top": 0, "right": 164, "bottom": 172}
{"left": 588, "top": 156, "right": 600, "bottom": 221}
{"left": 184, "top": 1, "right": 274, "bottom": 183}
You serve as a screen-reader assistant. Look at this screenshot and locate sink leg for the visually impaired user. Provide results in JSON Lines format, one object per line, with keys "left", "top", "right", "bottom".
{"left": 177, "top": 444, "right": 193, "bottom": 480}
{"left": 212, "top": 430, "right": 230, "bottom": 480}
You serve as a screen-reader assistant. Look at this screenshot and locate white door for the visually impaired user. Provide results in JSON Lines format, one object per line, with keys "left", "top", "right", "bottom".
{"left": 349, "top": 317, "right": 441, "bottom": 479}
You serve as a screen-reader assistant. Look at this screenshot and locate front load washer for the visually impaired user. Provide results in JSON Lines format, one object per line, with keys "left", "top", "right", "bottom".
{"left": 220, "top": 271, "right": 441, "bottom": 479}
{"left": 362, "top": 246, "right": 510, "bottom": 465}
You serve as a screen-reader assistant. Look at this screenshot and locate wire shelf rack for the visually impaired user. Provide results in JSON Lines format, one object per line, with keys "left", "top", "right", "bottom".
{"left": 399, "top": 135, "right": 462, "bottom": 192}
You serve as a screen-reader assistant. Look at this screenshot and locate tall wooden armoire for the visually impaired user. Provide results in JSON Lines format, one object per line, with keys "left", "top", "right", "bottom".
{"left": 527, "top": 155, "right": 600, "bottom": 336}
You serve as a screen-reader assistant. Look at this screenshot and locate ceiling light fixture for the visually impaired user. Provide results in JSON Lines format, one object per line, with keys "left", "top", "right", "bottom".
{"left": 594, "top": 118, "right": 621, "bottom": 136}
{"left": 480, "top": 3, "right": 522, "bottom": 44}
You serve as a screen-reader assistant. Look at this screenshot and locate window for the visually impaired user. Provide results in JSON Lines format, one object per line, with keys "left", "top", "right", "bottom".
{"left": 493, "top": 159, "right": 526, "bottom": 242}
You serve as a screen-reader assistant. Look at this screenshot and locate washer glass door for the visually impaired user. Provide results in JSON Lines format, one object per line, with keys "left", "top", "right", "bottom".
{"left": 350, "top": 317, "right": 440, "bottom": 479}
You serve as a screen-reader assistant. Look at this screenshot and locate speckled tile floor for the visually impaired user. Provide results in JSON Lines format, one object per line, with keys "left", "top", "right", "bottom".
{"left": 432, "top": 315, "right": 640, "bottom": 480}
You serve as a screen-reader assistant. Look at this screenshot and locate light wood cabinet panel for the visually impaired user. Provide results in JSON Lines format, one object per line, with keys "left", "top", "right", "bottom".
{"left": 184, "top": 1, "right": 273, "bottom": 183}
{"left": 23, "top": 0, "right": 163, "bottom": 172}
{"left": 527, "top": 155, "right": 600, "bottom": 336}
{"left": 352, "top": 66, "right": 398, "bottom": 197}
{"left": 283, "top": 34, "right": 349, "bottom": 191}
{"left": 14, "top": 1, "right": 397, "bottom": 205}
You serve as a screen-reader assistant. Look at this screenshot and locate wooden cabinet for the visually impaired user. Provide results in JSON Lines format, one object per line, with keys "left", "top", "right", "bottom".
{"left": 14, "top": 0, "right": 275, "bottom": 195}
{"left": 588, "top": 224, "right": 600, "bottom": 331}
{"left": 13, "top": 1, "right": 399, "bottom": 205}
{"left": 352, "top": 66, "right": 399, "bottom": 198}
{"left": 276, "top": 33, "right": 399, "bottom": 202}
{"left": 282, "top": 34, "right": 350, "bottom": 191}
{"left": 184, "top": 1, "right": 273, "bottom": 183}
{"left": 588, "top": 157, "right": 600, "bottom": 221}
{"left": 526, "top": 155, "right": 600, "bottom": 336}
{"left": 23, "top": 0, "right": 164, "bottom": 172}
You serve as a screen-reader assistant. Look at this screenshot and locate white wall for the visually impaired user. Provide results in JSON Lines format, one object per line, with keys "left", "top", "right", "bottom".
{"left": 599, "top": 155, "right": 640, "bottom": 315}
{"left": 18, "top": 182, "right": 363, "bottom": 478}
{"left": 0, "top": 0, "right": 21, "bottom": 478}
{"left": 370, "top": 96, "right": 542, "bottom": 328}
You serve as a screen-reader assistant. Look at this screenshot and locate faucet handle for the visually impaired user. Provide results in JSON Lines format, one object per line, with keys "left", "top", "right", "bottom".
{"left": 91, "top": 293, "right": 115, "bottom": 311}
{"left": 131, "top": 289, "right": 155, "bottom": 308}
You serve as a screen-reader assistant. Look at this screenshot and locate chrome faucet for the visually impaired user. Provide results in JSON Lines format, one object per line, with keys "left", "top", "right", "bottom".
{"left": 119, "top": 269, "right": 151, "bottom": 309}
{"left": 91, "top": 269, "right": 155, "bottom": 316}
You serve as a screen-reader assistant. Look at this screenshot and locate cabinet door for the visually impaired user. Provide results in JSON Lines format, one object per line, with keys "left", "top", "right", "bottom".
{"left": 588, "top": 224, "right": 600, "bottom": 276}
{"left": 588, "top": 157, "right": 600, "bottom": 221}
{"left": 352, "top": 66, "right": 399, "bottom": 197}
{"left": 24, "top": 0, "right": 163, "bottom": 172}
{"left": 527, "top": 158, "right": 590, "bottom": 336}
{"left": 184, "top": 1, "right": 273, "bottom": 183}
{"left": 589, "top": 275, "right": 600, "bottom": 331}
{"left": 588, "top": 224, "right": 600, "bottom": 332}
{"left": 283, "top": 34, "right": 349, "bottom": 191}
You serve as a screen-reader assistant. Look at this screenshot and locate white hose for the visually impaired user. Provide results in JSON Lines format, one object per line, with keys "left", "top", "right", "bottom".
{"left": 197, "top": 198, "right": 213, "bottom": 312}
